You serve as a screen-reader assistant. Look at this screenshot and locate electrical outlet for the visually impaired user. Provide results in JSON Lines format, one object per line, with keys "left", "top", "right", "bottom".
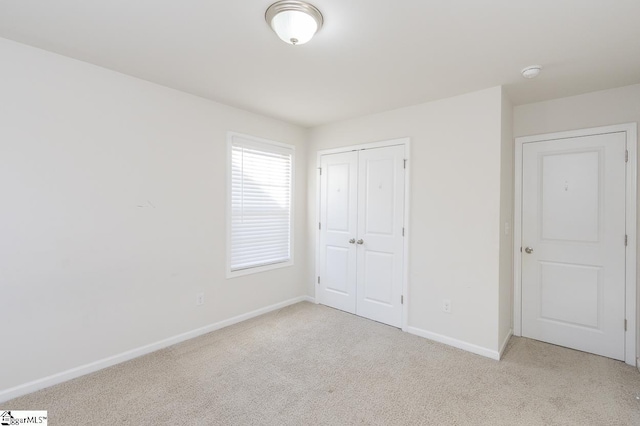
{"left": 443, "top": 299, "right": 451, "bottom": 313}
{"left": 196, "top": 292, "right": 205, "bottom": 306}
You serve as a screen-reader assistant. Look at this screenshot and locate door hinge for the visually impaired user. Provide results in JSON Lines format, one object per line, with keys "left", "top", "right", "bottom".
{"left": 625, "top": 150, "right": 629, "bottom": 163}
{"left": 401, "top": 295, "right": 404, "bottom": 304}
{"left": 317, "top": 276, "right": 320, "bottom": 284}
{"left": 319, "top": 222, "right": 321, "bottom": 230}
{"left": 625, "top": 235, "right": 628, "bottom": 246}
{"left": 403, "top": 159, "right": 407, "bottom": 169}
{"left": 319, "top": 167, "right": 322, "bottom": 175}
{"left": 520, "top": 247, "right": 523, "bottom": 253}
{"left": 625, "top": 319, "right": 627, "bottom": 331}
{"left": 402, "top": 227, "right": 405, "bottom": 236}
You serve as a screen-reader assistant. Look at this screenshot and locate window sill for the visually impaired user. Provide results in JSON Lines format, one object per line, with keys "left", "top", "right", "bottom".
{"left": 226, "top": 260, "right": 294, "bottom": 279}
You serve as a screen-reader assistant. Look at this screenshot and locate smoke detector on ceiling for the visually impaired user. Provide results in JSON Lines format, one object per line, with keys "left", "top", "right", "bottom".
{"left": 521, "top": 65, "right": 543, "bottom": 79}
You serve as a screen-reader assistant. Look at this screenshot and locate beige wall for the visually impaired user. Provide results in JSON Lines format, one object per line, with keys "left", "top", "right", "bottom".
{"left": 308, "top": 87, "right": 506, "bottom": 355}
{"left": 0, "top": 38, "right": 308, "bottom": 393}
{"left": 498, "top": 90, "right": 514, "bottom": 349}
{"left": 514, "top": 83, "right": 640, "bottom": 359}
{"left": 514, "top": 84, "right": 640, "bottom": 137}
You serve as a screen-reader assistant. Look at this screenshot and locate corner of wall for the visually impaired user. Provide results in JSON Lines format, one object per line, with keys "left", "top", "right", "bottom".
{"left": 498, "top": 88, "right": 514, "bottom": 345}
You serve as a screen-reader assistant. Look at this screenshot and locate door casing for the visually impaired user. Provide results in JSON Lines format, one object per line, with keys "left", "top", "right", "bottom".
{"left": 514, "top": 123, "right": 637, "bottom": 366}
{"left": 315, "top": 138, "right": 411, "bottom": 331}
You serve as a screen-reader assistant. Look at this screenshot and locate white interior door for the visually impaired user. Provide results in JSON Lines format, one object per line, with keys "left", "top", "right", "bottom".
{"left": 521, "top": 132, "right": 627, "bottom": 360}
{"left": 356, "top": 146, "right": 405, "bottom": 327}
{"left": 318, "top": 144, "right": 406, "bottom": 328}
{"left": 318, "top": 151, "right": 358, "bottom": 314}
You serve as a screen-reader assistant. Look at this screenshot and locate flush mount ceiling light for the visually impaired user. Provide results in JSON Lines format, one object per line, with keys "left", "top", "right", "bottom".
{"left": 265, "top": 0, "right": 323, "bottom": 45}
{"left": 521, "top": 65, "right": 543, "bottom": 79}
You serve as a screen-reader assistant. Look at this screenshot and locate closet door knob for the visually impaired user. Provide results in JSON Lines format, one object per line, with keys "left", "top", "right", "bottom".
{"left": 357, "top": 239, "right": 364, "bottom": 245}
{"left": 349, "top": 238, "right": 356, "bottom": 244}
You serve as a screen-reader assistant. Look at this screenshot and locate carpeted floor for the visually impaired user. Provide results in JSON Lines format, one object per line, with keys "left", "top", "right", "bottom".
{"left": 5, "top": 302, "right": 640, "bottom": 425}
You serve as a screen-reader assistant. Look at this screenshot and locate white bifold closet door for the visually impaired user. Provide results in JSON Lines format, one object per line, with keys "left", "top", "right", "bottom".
{"left": 318, "top": 145, "right": 405, "bottom": 328}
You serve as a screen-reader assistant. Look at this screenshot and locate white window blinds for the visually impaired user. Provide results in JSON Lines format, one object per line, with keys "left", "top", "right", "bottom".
{"left": 229, "top": 135, "right": 293, "bottom": 272}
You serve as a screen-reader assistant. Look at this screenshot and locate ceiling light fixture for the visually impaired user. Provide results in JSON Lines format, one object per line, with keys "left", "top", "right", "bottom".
{"left": 265, "top": 0, "right": 323, "bottom": 45}
{"left": 521, "top": 65, "right": 542, "bottom": 79}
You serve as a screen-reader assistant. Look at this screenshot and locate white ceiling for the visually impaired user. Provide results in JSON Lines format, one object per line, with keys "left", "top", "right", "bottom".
{"left": 1, "top": 1, "right": 639, "bottom": 127}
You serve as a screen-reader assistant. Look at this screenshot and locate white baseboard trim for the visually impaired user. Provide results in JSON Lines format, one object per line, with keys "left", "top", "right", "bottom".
{"left": 498, "top": 329, "right": 513, "bottom": 360}
{"left": 406, "top": 326, "right": 500, "bottom": 360}
{"left": 0, "top": 295, "right": 312, "bottom": 403}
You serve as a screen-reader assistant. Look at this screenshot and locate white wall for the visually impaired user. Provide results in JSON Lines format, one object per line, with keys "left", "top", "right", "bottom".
{"left": 498, "top": 90, "right": 514, "bottom": 350}
{"left": 308, "top": 87, "right": 506, "bottom": 355}
{"left": 514, "top": 83, "right": 640, "bottom": 360}
{"left": 0, "top": 38, "right": 308, "bottom": 395}
{"left": 514, "top": 84, "right": 640, "bottom": 137}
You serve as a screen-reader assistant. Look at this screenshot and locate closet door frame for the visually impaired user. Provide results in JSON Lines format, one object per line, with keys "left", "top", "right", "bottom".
{"left": 315, "top": 138, "right": 411, "bottom": 331}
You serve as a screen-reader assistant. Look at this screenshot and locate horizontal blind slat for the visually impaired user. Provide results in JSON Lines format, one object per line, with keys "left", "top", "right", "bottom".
{"left": 231, "top": 140, "right": 292, "bottom": 271}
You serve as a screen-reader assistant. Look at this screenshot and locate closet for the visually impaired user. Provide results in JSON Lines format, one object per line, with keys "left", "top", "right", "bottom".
{"left": 317, "top": 142, "right": 406, "bottom": 327}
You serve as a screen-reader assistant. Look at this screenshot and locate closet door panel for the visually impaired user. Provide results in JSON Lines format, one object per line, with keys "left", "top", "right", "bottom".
{"left": 356, "top": 145, "right": 405, "bottom": 327}
{"left": 318, "top": 152, "right": 358, "bottom": 313}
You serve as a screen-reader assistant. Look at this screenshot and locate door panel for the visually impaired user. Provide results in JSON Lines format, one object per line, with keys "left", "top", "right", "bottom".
{"left": 363, "top": 157, "right": 396, "bottom": 235}
{"left": 539, "top": 262, "right": 601, "bottom": 328}
{"left": 362, "top": 251, "right": 394, "bottom": 304}
{"left": 521, "top": 132, "right": 626, "bottom": 360}
{"left": 318, "top": 152, "right": 358, "bottom": 313}
{"left": 324, "top": 246, "right": 350, "bottom": 295}
{"left": 356, "top": 145, "right": 405, "bottom": 327}
{"left": 326, "top": 163, "right": 351, "bottom": 232}
{"left": 541, "top": 150, "right": 600, "bottom": 242}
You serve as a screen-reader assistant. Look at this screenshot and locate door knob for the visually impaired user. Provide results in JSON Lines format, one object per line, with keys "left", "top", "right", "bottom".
{"left": 349, "top": 238, "right": 356, "bottom": 244}
{"left": 524, "top": 247, "right": 534, "bottom": 254}
{"left": 357, "top": 239, "right": 364, "bottom": 245}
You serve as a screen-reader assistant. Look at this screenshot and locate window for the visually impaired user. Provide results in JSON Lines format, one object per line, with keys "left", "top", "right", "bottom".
{"left": 227, "top": 132, "right": 294, "bottom": 277}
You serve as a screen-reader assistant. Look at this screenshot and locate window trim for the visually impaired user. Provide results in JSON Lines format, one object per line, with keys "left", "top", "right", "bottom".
{"left": 226, "top": 131, "right": 295, "bottom": 279}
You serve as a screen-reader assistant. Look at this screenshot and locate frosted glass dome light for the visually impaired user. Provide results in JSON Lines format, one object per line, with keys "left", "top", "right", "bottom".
{"left": 266, "top": 1, "right": 323, "bottom": 45}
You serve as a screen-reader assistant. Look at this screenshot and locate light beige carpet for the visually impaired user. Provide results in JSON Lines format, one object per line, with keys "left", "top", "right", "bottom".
{"left": 4, "top": 302, "right": 640, "bottom": 425}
